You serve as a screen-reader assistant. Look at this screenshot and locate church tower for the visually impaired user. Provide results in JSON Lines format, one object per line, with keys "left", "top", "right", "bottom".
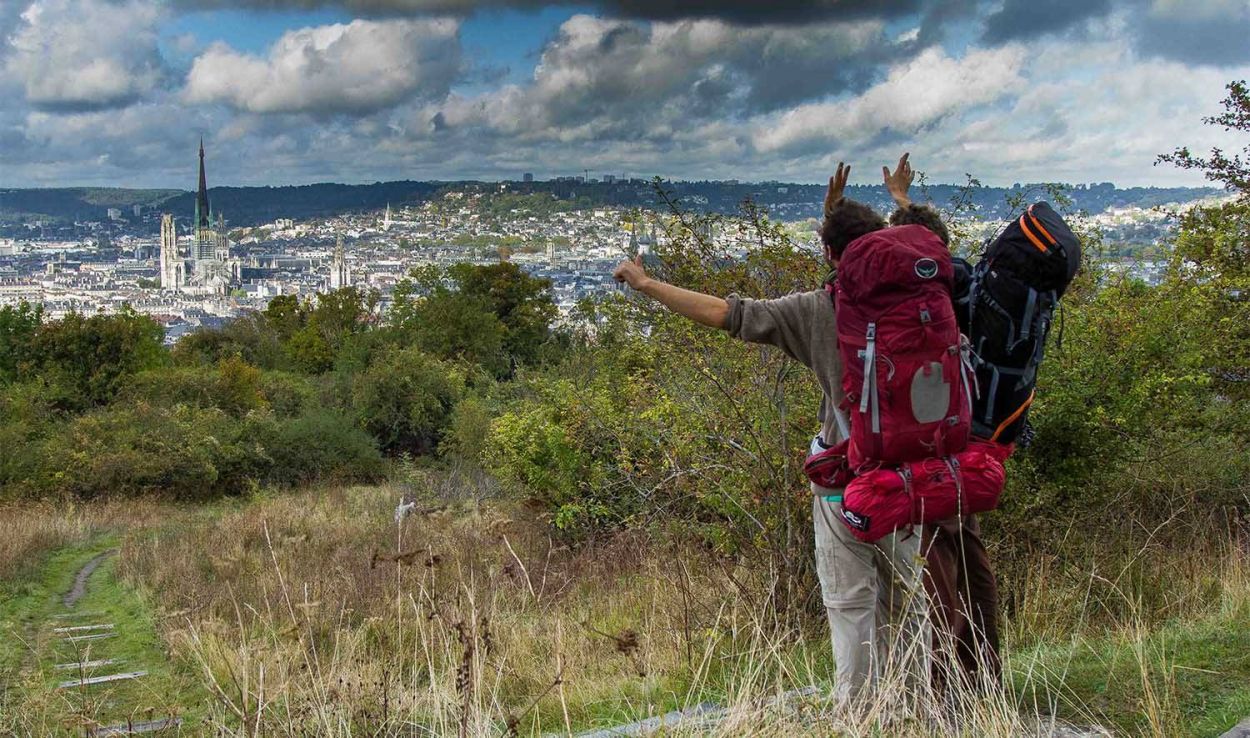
{"left": 329, "top": 236, "right": 351, "bottom": 290}
{"left": 214, "top": 212, "right": 230, "bottom": 261}
{"left": 159, "top": 213, "right": 183, "bottom": 290}
{"left": 194, "top": 138, "right": 215, "bottom": 263}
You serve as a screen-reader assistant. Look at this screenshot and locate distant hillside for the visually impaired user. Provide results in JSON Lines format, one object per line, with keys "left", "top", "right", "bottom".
{"left": 0, "top": 188, "right": 182, "bottom": 222}
{"left": 0, "top": 182, "right": 446, "bottom": 227}
{"left": 0, "top": 179, "right": 1221, "bottom": 229}
{"left": 158, "top": 181, "right": 448, "bottom": 227}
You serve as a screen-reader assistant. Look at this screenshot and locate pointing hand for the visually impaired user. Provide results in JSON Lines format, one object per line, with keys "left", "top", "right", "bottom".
{"left": 613, "top": 254, "right": 649, "bottom": 290}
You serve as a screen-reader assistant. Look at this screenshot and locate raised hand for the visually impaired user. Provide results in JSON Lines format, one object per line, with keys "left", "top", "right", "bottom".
{"left": 613, "top": 254, "right": 649, "bottom": 290}
{"left": 883, "top": 152, "right": 913, "bottom": 207}
{"left": 824, "top": 162, "right": 851, "bottom": 216}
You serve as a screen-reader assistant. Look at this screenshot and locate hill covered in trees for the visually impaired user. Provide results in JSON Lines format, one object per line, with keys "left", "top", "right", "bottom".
{"left": 0, "top": 178, "right": 1220, "bottom": 229}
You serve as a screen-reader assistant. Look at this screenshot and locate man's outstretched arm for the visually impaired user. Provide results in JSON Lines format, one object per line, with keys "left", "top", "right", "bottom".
{"left": 612, "top": 255, "right": 729, "bottom": 329}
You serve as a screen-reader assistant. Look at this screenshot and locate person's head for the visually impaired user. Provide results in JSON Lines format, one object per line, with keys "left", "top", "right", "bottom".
{"left": 820, "top": 197, "right": 886, "bottom": 266}
{"left": 889, "top": 203, "right": 951, "bottom": 246}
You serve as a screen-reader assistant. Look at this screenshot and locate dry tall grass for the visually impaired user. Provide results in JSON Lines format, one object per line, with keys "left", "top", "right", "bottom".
{"left": 112, "top": 485, "right": 1250, "bottom": 737}
{"left": 0, "top": 497, "right": 170, "bottom": 582}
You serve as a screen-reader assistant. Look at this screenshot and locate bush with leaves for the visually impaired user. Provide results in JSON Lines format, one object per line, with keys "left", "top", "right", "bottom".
{"left": 0, "top": 399, "right": 384, "bottom": 500}
{"left": 122, "top": 356, "right": 268, "bottom": 417}
{"left": 439, "top": 394, "right": 497, "bottom": 462}
{"left": 6, "top": 308, "right": 166, "bottom": 409}
{"left": 10, "top": 403, "right": 270, "bottom": 499}
{"left": 389, "top": 262, "right": 560, "bottom": 377}
{"left": 0, "top": 302, "right": 41, "bottom": 384}
{"left": 487, "top": 202, "right": 826, "bottom": 612}
{"left": 350, "top": 347, "right": 467, "bottom": 454}
{"left": 263, "top": 409, "right": 386, "bottom": 488}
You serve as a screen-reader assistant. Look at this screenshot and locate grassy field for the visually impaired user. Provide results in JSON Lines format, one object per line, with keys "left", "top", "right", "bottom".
{"left": 1, "top": 481, "right": 1248, "bottom": 737}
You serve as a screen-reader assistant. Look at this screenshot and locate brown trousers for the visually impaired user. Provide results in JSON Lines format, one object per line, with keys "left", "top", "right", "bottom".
{"left": 921, "top": 515, "right": 1001, "bottom": 691}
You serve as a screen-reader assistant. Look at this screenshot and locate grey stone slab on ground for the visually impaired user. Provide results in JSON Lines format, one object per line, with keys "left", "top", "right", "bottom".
{"left": 1221, "top": 717, "right": 1250, "bottom": 738}
{"left": 53, "top": 623, "right": 115, "bottom": 633}
{"left": 58, "top": 670, "right": 148, "bottom": 689}
{"left": 1046, "top": 726, "right": 1112, "bottom": 738}
{"left": 88, "top": 717, "right": 182, "bottom": 736}
{"left": 63, "top": 632, "right": 117, "bottom": 643}
{"left": 55, "top": 658, "right": 122, "bottom": 670}
{"left": 574, "top": 702, "right": 725, "bottom": 738}
{"left": 568, "top": 686, "right": 822, "bottom": 737}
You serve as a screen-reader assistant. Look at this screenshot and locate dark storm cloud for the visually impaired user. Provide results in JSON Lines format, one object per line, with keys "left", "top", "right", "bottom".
{"left": 980, "top": 0, "right": 1112, "bottom": 42}
{"left": 170, "top": 0, "right": 924, "bottom": 23}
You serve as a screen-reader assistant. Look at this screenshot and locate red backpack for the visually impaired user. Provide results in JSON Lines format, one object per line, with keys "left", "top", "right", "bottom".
{"left": 802, "top": 225, "right": 1009, "bottom": 542}
{"left": 835, "top": 225, "right": 972, "bottom": 468}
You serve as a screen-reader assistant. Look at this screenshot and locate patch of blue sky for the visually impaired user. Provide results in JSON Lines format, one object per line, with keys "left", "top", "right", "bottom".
{"left": 456, "top": 5, "right": 581, "bottom": 91}
{"left": 161, "top": 7, "right": 355, "bottom": 56}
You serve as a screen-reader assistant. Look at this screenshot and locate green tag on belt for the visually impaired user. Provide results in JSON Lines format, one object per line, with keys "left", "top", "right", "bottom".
{"left": 822, "top": 494, "right": 843, "bottom": 504}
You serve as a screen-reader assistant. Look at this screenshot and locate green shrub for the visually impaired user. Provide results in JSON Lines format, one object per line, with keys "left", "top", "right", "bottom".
{"left": 264, "top": 409, "right": 385, "bottom": 487}
{"left": 258, "top": 371, "right": 318, "bottom": 418}
{"left": 123, "top": 356, "right": 268, "bottom": 417}
{"left": 0, "top": 302, "right": 41, "bottom": 384}
{"left": 485, "top": 209, "right": 824, "bottom": 547}
{"left": 439, "top": 394, "right": 496, "bottom": 462}
{"left": 18, "top": 403, "right": 271, "bottom": 499}
{"left": 350, "top": 347, "right": 466, "bottom": 454}
{"left": 1, "top": 397, "right": 383, "bottom": 499}
{"left": 171, "top": 313, "right": 286, "bottom": 370}
{"left": 23, "top": 308, "right": 166, "bottom": 409}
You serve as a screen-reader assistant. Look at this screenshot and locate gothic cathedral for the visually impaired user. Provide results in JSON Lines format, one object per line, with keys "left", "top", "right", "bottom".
{"left": 159, "top": 139, "right": 242, "bottom": 295}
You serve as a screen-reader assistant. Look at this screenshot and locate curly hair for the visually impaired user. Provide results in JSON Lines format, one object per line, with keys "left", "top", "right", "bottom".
{"left": 820, "top": 198, "right": 886, "bottom": 263}
{"left": 889, "top": 203, "right": 951, "bottom": 246}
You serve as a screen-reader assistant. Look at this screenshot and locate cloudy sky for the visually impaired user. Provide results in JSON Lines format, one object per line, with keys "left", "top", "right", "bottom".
{"left": 1, "top": 0, "right": 1247, "bottom": 189}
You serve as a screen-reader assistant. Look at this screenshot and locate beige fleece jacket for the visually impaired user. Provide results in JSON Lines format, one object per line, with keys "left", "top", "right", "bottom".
{"left": 723, "top": 289, "right": 848, "bottom": 494}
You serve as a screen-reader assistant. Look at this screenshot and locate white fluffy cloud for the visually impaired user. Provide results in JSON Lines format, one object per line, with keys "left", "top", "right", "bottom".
{"left": 753, "top": 45, "right": 1027, "bottom": 153}
{"left": 183, "top": 18, "right": 462, "bottom": 114}
{"left": 761, "top": 38, "right": 1250, "bottom": 188}
{"left": 2, "top": 0, "right": 167, "bottom": 110}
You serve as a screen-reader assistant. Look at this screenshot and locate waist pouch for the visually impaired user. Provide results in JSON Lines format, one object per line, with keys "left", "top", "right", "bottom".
{"left": 804, "top": 437, "right": 855, "bottom": 490}
{"left": 838, "top": 440, "right": 1013, "bottom": 543}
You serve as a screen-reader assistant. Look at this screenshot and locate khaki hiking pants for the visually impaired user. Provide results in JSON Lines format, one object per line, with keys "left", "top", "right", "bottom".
{"left": 813, "top": 495, "right": 930, "bottom": 707}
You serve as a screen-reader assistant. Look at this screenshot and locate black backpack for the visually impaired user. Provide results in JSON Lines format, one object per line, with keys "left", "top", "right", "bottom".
{"left": 954, "top": 202, "right": 1081, "bottom": 444}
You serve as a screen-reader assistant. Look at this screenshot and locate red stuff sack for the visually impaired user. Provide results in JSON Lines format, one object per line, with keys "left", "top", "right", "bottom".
{"left": 837, "top": 441, "right": 1013, "bottom": 543}
{"left": 834, "top": 225, "right": 973, "bottom": 468}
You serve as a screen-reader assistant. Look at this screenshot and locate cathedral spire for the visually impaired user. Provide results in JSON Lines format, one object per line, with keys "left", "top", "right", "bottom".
{"left": 195, "top": 137, "right": 210, "bottom": 231}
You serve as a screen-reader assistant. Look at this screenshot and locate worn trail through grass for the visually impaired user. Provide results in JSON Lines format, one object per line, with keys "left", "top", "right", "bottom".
{"left": 0, "top": 535, "right": 203, "bottom": 736}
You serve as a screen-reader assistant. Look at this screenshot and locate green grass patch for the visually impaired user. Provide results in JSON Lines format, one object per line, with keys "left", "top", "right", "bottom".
{"left": 0, "top": 536, "right": 210, "bottom": 735}
{"left": 1010, "top": 597, "right": 1250, "bottom": 738}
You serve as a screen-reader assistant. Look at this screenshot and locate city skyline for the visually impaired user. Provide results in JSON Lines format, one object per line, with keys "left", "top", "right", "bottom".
{"left": 1, "top": 1, "right": 1248, "bottom": 189}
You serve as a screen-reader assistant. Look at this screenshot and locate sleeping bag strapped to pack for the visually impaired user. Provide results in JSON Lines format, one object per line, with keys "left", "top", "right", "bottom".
{"left": 838, "top": 440, "right": 1012, "bottom": 543}
{"left": 958, "top": 202, "right": 1081, "bottom": 444}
